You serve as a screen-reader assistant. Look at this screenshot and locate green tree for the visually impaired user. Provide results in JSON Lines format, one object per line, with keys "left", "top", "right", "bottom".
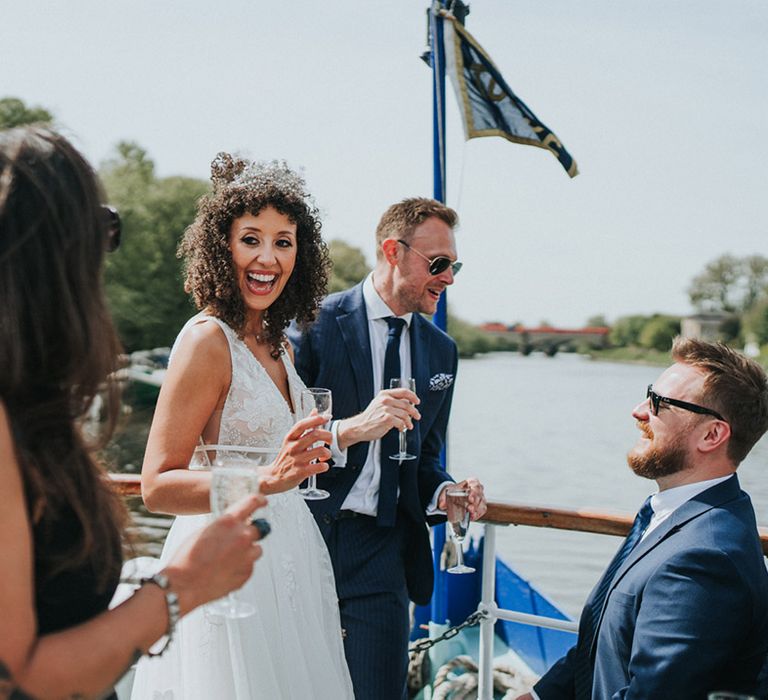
{"left": 609, "top": 315, "right": 649, "bottom": 347}
{"left": 328, "top": 239, "right": 370, "bottom": 293}
{"left": 742, "top": 255, "right": 768, "bottom": 311}
{"left": 447, "top": 313, "right": 496, "bottom": 358}
{"left": 688, "top": 254, "right": 768, "bottom": 314}
{"left": 0, "top": 97, "right": 53, "bottom": 128}
{"left": 586, "top": 314, "right": 608, "bottom": 328}
{"left": 743, "top": 299, "right": 768, "bottom": 346}
{"left": 638, "top": 315, "right": 681, "bottom": 352}
{"left": 101, "top": 142, "right": 208, "bottom": 351}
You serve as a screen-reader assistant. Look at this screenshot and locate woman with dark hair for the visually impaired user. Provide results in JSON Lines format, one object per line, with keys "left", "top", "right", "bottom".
{"left": 131, "top": 154, "right": 353, "bottom": 698}
{"left": 0, "top": 127, "right": 266, "bottom": 699}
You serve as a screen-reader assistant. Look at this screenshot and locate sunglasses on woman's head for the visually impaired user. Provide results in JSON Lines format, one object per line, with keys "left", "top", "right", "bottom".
{"left": 101, "top": 205, "right": 121, "bottom": 253}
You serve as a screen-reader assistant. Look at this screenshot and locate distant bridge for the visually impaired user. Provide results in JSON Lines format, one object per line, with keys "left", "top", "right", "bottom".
{"left": 480, "top": 323, "right": 610, "bottom": 356}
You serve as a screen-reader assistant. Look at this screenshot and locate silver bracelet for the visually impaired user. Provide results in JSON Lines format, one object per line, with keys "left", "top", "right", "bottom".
{"left": 141, "top": 572, "right": 180, "bottom": 657}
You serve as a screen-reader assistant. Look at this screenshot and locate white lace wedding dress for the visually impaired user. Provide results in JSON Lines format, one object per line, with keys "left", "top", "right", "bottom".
{"left": 130, "top": 314, "right": 353, "bottom": 699}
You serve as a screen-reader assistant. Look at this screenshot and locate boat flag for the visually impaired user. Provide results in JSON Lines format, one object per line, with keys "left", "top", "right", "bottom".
{"left": 441, "top": 12, "right": 579, "bottom": 178}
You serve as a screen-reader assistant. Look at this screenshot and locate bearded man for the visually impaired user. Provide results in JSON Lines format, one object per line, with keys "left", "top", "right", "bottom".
{"left": 520, "top": 337, "right": 768, "bottom": 700}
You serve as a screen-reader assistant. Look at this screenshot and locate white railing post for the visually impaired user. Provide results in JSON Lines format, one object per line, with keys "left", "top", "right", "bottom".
{"left": 478, "top": 523, "right": 496, "bottom": 700}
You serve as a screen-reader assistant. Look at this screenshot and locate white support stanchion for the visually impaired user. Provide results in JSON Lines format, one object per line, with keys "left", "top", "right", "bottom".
{"left": 478, "top": 524, "right": 497, "bottom": 700}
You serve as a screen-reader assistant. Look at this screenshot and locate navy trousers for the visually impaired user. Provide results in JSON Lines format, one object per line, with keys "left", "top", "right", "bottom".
{"left": 325, "top": 513, "right": 411, "bottom": 700}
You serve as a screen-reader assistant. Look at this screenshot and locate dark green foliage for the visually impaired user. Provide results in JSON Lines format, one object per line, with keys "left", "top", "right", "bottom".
{"left": 101, "top": 142, "right": 208, "bottom": 351}
{"left": 328, "top": 239, "right": 370, "bottom": 292}
{"left": 609, "top": 315, "right": 648, "bottom": 347}
{"left": 638, "top": 315, "right": 681, "bottom": 352}
{"left": 0, "top": 97, "right": 53, "bottom": 129}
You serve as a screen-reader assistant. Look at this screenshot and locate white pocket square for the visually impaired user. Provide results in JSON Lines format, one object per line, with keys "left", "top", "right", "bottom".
{"left": 429, "top": 373, "right": 454, "bottom": 391}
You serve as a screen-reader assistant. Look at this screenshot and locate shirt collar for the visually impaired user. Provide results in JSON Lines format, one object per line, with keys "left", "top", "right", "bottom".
{"left": 650, "top": 474, "right": 733, "bottom": 520}
{"left": 362, "top": 273, "right": 413, "bottom": 327}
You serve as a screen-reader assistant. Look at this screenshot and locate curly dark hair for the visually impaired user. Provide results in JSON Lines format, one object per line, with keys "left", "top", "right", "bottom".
{"left": 179, "top": 153, "right": 330, "bottom": 358}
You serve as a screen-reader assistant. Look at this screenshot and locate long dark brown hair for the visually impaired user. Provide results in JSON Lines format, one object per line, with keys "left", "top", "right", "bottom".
{"left": 0, "top": 126, "right": 126, "bottom": 590}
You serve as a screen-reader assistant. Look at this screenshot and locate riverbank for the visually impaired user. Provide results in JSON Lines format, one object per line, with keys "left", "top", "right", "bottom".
{"left": 582, "top": 347, "right": 669, "bottom": 366}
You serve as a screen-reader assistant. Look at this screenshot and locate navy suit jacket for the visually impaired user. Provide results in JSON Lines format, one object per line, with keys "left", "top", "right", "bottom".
{"left": 288, "top": 283, "right": 456, "bottom": 605}
{"left": 534, "top": 475, "right": 768, "bottom": 700}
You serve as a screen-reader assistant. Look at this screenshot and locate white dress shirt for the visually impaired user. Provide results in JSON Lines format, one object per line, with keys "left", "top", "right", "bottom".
{"left": 642, "top": 474, "right": 733, "bottom": 540}
{"left": 332, "top": 273, "right": 449, "bottom": 516}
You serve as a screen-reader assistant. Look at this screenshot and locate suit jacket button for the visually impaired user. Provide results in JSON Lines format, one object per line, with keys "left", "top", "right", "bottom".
{"left": 323, "top": 514, "right": 332, "bottom": 524}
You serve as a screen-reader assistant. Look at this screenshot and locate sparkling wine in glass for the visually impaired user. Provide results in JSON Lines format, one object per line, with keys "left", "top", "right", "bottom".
{"left": 207, "top": 446, "right": 271, "bottom": 618}
{"left": 299, "top": 388, "right": 332, "bottom": 500}
{"left": 389, "top": 377, "right": 417, "bottom": 462}
{"left": 446, "top": 488, "right": 475, "bottom": 574}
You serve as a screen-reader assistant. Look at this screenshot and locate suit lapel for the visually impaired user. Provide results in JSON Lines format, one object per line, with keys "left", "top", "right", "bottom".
{"left": 616, "top": 474, "right": 741, "bottom": 579}
{"left": 336, "top": 285, "right": 374, "bottom": 412}
{"left": 590, "top": 474, "right": 741, "bottom": 656}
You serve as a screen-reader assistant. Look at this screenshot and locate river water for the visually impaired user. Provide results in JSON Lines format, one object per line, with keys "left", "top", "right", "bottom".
{"left": 115, "top": 351, "right": 768, "bottom": 619}
{"left": 448, "top": 352, "right": 768, "bottom": 617}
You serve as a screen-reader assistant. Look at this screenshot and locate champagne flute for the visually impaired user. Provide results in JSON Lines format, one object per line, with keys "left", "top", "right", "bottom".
{"left": 446, "top": 488, "right": 475, "bottom": 574}
{"left": 388, "top": 377, "right": 417, "bottom": 462}
{"left": 206, "top": 446, "right": 272, "bottom": 618}
{"left": 299, "top": 387, "right": 331, "bottom": 500}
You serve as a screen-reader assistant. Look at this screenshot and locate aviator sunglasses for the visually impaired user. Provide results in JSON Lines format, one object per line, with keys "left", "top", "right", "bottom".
{"left": 397, "top": 239, "right": 462, "bottom": 276}
{"left": 646, "top": 384, "right": 725, "bottom": 421}
{"left": 101, "top": 205, "right": 122, "bottom": 253}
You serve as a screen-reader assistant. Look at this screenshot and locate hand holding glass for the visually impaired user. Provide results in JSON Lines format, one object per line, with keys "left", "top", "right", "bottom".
{"left": 446, "top": 488, "right": 475, "bottom": 574}
{"left": 299, "top": 388, "right": 332, "bottom": 500}
{"left": 389, "top": 377, "right": 417, "bottom": 462}
{"left": 207, "top": 446, "right": 273, "bottom": 618}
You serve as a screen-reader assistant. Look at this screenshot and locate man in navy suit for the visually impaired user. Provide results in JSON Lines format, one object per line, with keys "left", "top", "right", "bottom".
{"left": 522, "top": 338, "right": 768, "bottom": 700}
{"left": 290, "top": 197, "right": 486, "bottom": 699}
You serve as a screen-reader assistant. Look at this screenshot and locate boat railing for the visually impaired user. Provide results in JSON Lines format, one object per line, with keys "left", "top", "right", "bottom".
{"left": 476, "top": 500, "right": 768, "bottom": 699}
{"left": 109, "top": 475, "right": 768, "bottom": 700}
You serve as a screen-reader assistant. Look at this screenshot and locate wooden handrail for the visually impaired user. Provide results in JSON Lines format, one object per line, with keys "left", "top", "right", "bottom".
{"left": 110, "top": 473, "right": 142, "bottom": 497}
{"left": 484, "top": 499, "right": 768, "bottom": 557}
{"left": 483, "top": 500, "right": 634, "bottom": 537}
{"left": 108, "top": 474, "right": 768, "bottom": 555}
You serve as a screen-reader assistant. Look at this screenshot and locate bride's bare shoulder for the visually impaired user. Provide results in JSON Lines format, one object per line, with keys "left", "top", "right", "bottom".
{"left": 170, "top": 318, "right": 230, "bottom": 374}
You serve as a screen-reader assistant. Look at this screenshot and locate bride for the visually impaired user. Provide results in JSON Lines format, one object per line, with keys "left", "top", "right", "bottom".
{"left": 131, "top": 154, "right": 354, "bottom": 699}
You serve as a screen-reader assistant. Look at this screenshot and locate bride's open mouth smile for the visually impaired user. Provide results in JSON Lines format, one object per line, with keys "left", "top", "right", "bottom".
{"left": 246, "top": 271, "right": 279, "bottom": 296}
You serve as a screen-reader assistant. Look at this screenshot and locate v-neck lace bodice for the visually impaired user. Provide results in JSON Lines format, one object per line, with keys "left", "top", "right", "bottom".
{"left": 200, "top": 315, "right": 304, "bottom": 450}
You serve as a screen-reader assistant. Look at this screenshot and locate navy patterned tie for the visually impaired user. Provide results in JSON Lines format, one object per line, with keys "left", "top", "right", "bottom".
{"left": 574, "top": 496, "right": 654, "bottom": 699}
{"left": 377, "top": 317, "right": 406, "bottom": 527}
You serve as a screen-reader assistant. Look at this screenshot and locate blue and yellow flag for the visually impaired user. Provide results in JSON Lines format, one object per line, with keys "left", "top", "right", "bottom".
{"left": 443, "top": 13, "right": 579, "bottom": 178}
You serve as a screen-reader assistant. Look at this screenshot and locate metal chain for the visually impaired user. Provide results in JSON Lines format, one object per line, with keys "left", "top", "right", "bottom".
{"left": 408, "top": 610, "right": 486, "bottom": 655}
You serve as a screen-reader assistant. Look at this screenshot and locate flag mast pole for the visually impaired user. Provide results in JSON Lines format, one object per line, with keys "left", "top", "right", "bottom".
{"left": 431, "top": 1, "right": 448, "bottom": 331}
{"left": 428, "top": 0, "right": 450, "bottom": 628}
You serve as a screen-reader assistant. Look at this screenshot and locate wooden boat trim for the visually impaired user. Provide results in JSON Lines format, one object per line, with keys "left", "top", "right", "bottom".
{"left": 108, "top": 474, "right": 768, "bottom": 555}
{"left": 483, "top": 499, "right": 768, "bottom": 556}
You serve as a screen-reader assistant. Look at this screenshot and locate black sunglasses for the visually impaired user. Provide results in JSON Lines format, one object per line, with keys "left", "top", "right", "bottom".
{"left": 646, "top": 384, "right": 725, "bottom": 421}
{"left": 101, "top": 205, "right": 121, "bottom": 253}
{"left": 396, "top": 239, "right": 462, "bottom": 276}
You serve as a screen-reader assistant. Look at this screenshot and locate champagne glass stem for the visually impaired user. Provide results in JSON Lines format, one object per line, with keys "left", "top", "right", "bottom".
{"left": 454, "top": 537, "right": 465, "bottom": 568}
{"left": 398, "top": 430, "right": 407, "bottom": 456}
{"left": 224, "top": 593, "right": 238, "bottom": 615}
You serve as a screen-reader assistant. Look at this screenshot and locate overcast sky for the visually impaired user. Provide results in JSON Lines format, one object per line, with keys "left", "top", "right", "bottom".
{"left": 3, "top": 0, "right": 766, "bottom": 327}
